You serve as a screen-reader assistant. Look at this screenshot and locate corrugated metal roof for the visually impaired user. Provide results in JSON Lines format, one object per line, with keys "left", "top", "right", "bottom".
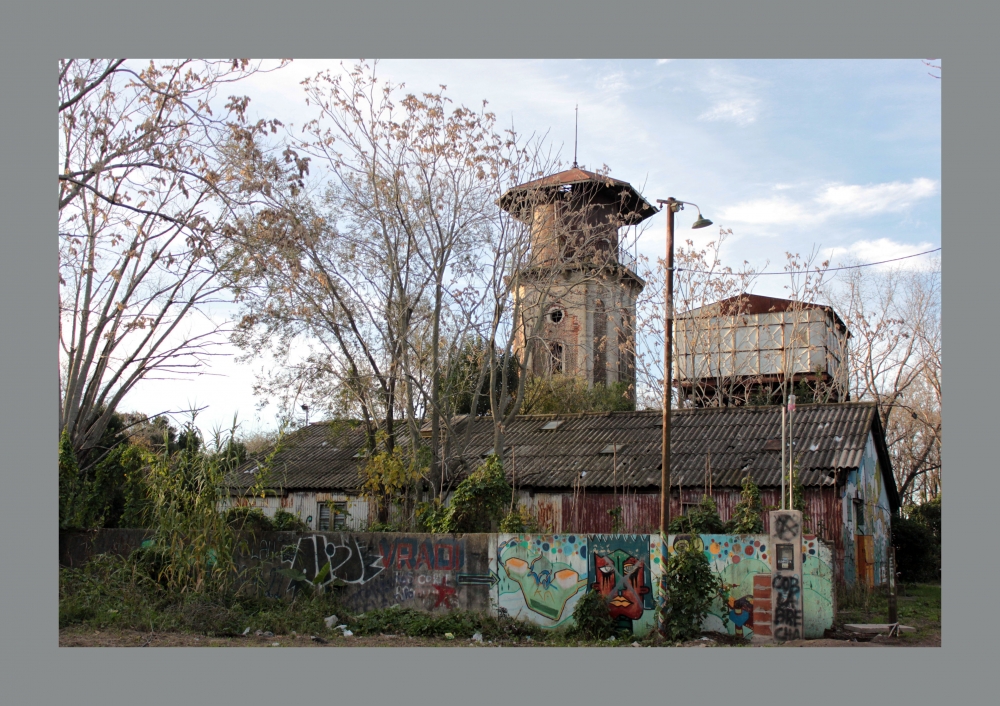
{"left": 459, "top": 402, "right": 876, "bottom": 490}
{"left": 233, "top": 403, "right": 882, "bottom": 495}
{"left": 229, "top": 422, "right": 375, "bottom": 492}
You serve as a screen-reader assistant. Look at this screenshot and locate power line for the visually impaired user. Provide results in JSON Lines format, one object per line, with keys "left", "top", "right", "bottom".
{"left": 674, "top": 247, "right": 940, "bottom": 276}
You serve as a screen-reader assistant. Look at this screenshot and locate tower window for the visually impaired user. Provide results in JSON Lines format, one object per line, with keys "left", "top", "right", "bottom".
{"left": 549, "top": 309, "right": 564, "bottom": 324}
{"left": 549, "top": 342, "right": 564, "bottom": 374}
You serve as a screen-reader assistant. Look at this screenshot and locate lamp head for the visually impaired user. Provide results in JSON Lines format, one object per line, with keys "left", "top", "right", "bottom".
{"left": 691, "top": 213, "right": 713, "bottom": 229}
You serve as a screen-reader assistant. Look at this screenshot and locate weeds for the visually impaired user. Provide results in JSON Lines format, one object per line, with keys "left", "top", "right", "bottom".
{"left": 60, "top": 551, "right": 345, "bottom": 636}
{"left": 347, "top": 605, "right": 539, "bottom": 641}
{"left": 566, "top": 589, "right": 620, "bottom": 640}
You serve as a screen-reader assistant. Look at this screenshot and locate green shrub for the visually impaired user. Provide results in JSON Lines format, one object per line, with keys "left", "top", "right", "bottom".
{"left": 272, "top": 509, "right": 309, "bottom": 532}
{"left": 225, "top": 507, "right": 275, "bottom": 534}
{"left": 423, "top": 455, "right": 511, "bottom": 533}
{"left": 521, "top": 375, "right": 634, "bottom": 415}
{"left": 725, "top": 476, "right": 764, "bottom": 534}
{"left": 346, "top": 605, "right": 541, "bottom": 641}
{"left": 892, "top": 515, "right": 938, "bottom": 583}
{"left": 567, "top": 589, "right": 617, "bottom": 640}
{"left": 661, "top": 542, "right": 721, "bottom": 643}
{"left": 668, "top": 495, "right": 725, "bottom": 534}
{"left": 499, "top": 507, "right": 539, "bottom": 533}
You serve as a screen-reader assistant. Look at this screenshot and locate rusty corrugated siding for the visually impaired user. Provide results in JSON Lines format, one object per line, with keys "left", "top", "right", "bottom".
{"left": 525, "top": 485, "right": 845, "bottom": 543}
{"left": 559, "top": 492, "right": 661, "bottom": 534}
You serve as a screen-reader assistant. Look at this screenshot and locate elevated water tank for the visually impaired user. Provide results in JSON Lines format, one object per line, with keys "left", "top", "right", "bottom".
{"left": 674, "top": 293, "right": 850, "bottom": 406}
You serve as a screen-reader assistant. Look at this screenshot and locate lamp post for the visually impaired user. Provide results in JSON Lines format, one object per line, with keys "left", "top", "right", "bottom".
{"left": 655, "top": 198, "right": 712, "bottom": 535}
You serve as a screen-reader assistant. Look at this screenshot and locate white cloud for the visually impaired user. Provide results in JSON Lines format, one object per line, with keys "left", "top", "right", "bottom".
{"left": 696, "top": 66, "right": 765, "bottom": 126}
{"left": 700, "top": 98, "right": 760, "bottom": 126}
{"left": 717, "top": 196, "right": 817, "bottom": 226}
{"left": 816, "top": 178, "right": 939, "bottom": 214}
{"left": 823, "top": 238, "right": 939, "bottom": 270}
{"left": 596, "top": 70, "right": 629, "bottom": 95}
{"left": 656, "top": 59, "right": 673, "bottom": 65}
{"left": 718, "top": 178, "right": 939, "bottom": 227}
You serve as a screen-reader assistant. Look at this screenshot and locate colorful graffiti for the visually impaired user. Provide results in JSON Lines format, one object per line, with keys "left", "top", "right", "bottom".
{"left": 589, "top": 535, "right": 655, "bottom": 635}
{"left": 801, "top": 536, "right": 834, "bottom": 637}
{"left": 695, "top": 535, "right": 771, "bottom": 640}
{"left": 492, "top": 534, "right": 589, "bottom": 628}
{"left": 378, "top": 536, "right": 464, "bottom": 571}
{"left": 842, "top": 436, "right": 892, "bottom": 587}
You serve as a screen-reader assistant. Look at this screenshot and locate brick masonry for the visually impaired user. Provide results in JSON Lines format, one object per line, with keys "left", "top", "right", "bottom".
{"left": 752, "top": 573, "right": 773, "bottom": 637}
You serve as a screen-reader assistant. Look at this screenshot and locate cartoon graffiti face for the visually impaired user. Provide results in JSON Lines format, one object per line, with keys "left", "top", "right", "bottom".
{"left": 672, "top": 535, "right": 705, "bottom": 554}
{"left": 593, "top": 550, "right": 649, "bottom": 621}
{"left": 727, "top": 595, "right": 754, "bottom": 630}
{"left": 503, "top": 552, "right": 586, "bottom": 621}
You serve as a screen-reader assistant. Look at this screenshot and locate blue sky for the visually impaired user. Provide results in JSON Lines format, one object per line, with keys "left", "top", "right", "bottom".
{"left": 119, "top": 59, "right": 941, "bottom": 435}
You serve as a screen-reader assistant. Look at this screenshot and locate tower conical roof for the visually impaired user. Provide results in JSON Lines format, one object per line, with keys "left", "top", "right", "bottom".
{"left": 497, "top": 167, "right": 657, "bottom": 226}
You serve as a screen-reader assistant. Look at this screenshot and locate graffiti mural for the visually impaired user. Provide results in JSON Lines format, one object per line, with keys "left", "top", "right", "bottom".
{"left": 696, "top": 535, "right": 772, "bottom": 640}
{"left": 589, "top": 535, "right": 655, "bottom": 635}
{"left": 842, "top": 436, "right": 892, "bottom": 587}
{"left": 273, "top": 534, "right": 385, "bottom": 597}
{"left": 801, "top": 535, "right": 834, "bottom": 637}
{"left": 378, "top": 536, "right": 464, "bottom": 571}
{"left": 492, "top": 534, "right": 589, "bottom": 628}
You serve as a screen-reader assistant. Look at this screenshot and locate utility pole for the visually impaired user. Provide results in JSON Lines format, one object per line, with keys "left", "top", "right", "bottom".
{"left": 658, "top": 198, "right": 677, "bottom": 534}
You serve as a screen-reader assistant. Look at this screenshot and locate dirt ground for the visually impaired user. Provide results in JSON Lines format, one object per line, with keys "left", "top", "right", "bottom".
{"left": 59, "top": 627, "right": 939, "bottom": 648}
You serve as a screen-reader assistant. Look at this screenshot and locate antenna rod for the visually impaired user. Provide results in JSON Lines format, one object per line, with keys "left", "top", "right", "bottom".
{"left": 573, "top": 104, "right": 579, "bottom": 168}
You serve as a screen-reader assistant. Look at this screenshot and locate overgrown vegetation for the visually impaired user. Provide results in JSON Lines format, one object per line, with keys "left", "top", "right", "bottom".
{"left": 836, "top": 582, "right": 940, "bottom": 644}
{"left": 347, "top": 605, "right": 542, "bottom": 641}
{"left": 223, "top": 507, "right": 310, "bottom": 534}
{"left": 567, "top": 588, "right": 619, "bottom": 640}
{"left": 498, "top": 507, "right": 540, "bottom": 533}
{"left": 520, "top": 375, "right": 634, "bottom": 415}
{"left": 59, "top": 552, "right": 344, "bottom": 636}
{"left": 668, "top": 495, "right": 725, "bottom": 534}
{"left": 660, "top": 542, "right": 723, "bottom": 643}
{"left": 725, "top": 476, "right": 765, "bottom": 534}
{"left": 892, "top": 495, "right": 941, "bottom": 583}
{"left": 359, "top": 434, "right": 427, "bottom": 525}
{"left": 418, "top": 455, "right": 512, "bottom": 533}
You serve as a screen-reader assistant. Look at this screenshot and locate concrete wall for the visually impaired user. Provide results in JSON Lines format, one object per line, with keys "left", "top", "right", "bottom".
{"left": 61, "top": 529, "right": 834, "bottom": 640}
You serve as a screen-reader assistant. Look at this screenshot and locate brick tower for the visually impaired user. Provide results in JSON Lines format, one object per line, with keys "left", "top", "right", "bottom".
{"left": 498, "top": 167, "right": 657, "bottom": 400}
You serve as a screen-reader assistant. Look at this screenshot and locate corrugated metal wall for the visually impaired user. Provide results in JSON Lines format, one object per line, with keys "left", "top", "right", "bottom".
{"left": 225, "top": 484, "right": 848, "bottom": 582}
{"left": 514, "top": 486, "right": 846, "bottom": 582}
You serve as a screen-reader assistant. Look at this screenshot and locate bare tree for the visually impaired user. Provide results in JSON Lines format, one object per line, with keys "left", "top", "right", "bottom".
{"left": 58, "top": 58, "right": 291, "bottom": 464}
{"left": 227, "top": 62, "right": 514, "bottom": 500}
{"left": 827, "top": 258, "right": 941, "bottom": 504}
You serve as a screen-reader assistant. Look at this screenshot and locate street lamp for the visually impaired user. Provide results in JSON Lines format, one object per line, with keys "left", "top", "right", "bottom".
{"left": 655, "top": 198, "right": 712, "bottom": 535}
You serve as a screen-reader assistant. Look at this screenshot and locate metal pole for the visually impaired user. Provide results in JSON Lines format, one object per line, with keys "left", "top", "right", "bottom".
{"left": 788, "top": 393, "right": 796, "bottom": 510}
{"left": 781, "top": 397, "right": 786, "bottom": 511}
{"left": 659, "top": 198, "right": 676, "bottom": 534}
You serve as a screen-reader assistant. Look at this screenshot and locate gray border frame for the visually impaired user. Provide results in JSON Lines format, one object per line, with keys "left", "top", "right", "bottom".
{"left": 5, "top": 0, "right": 988, "bottom": 703}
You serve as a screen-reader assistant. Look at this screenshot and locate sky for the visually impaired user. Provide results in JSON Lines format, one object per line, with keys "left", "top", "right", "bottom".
{"left": 117, "top": 59, "right": 941, "bottom": 437}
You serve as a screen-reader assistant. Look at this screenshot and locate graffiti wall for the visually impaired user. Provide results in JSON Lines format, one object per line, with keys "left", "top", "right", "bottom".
{"left": 693, "top": 535, "right": 773, "bottom": 640}
{"left": 240, "top": 532, "right": 492, "bottom": 614}
{"left": 62, "top": 529, "right": 833, "bottom": 640}
{"left": 588, "top": 535, "right": 657, "bottom": 636}
{"left": 491, "top": 534, "right": 589, "bottom": 629}
{"left": 841, "top": 434, "right": 892, "bottom": 587}
{"left": 649, "top": 532, "right": 833, "bottom": 641}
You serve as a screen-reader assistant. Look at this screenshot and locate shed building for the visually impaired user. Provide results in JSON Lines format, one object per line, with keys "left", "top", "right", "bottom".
{"left": 227, "top": 402, "right": 896, "bottom": 588}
